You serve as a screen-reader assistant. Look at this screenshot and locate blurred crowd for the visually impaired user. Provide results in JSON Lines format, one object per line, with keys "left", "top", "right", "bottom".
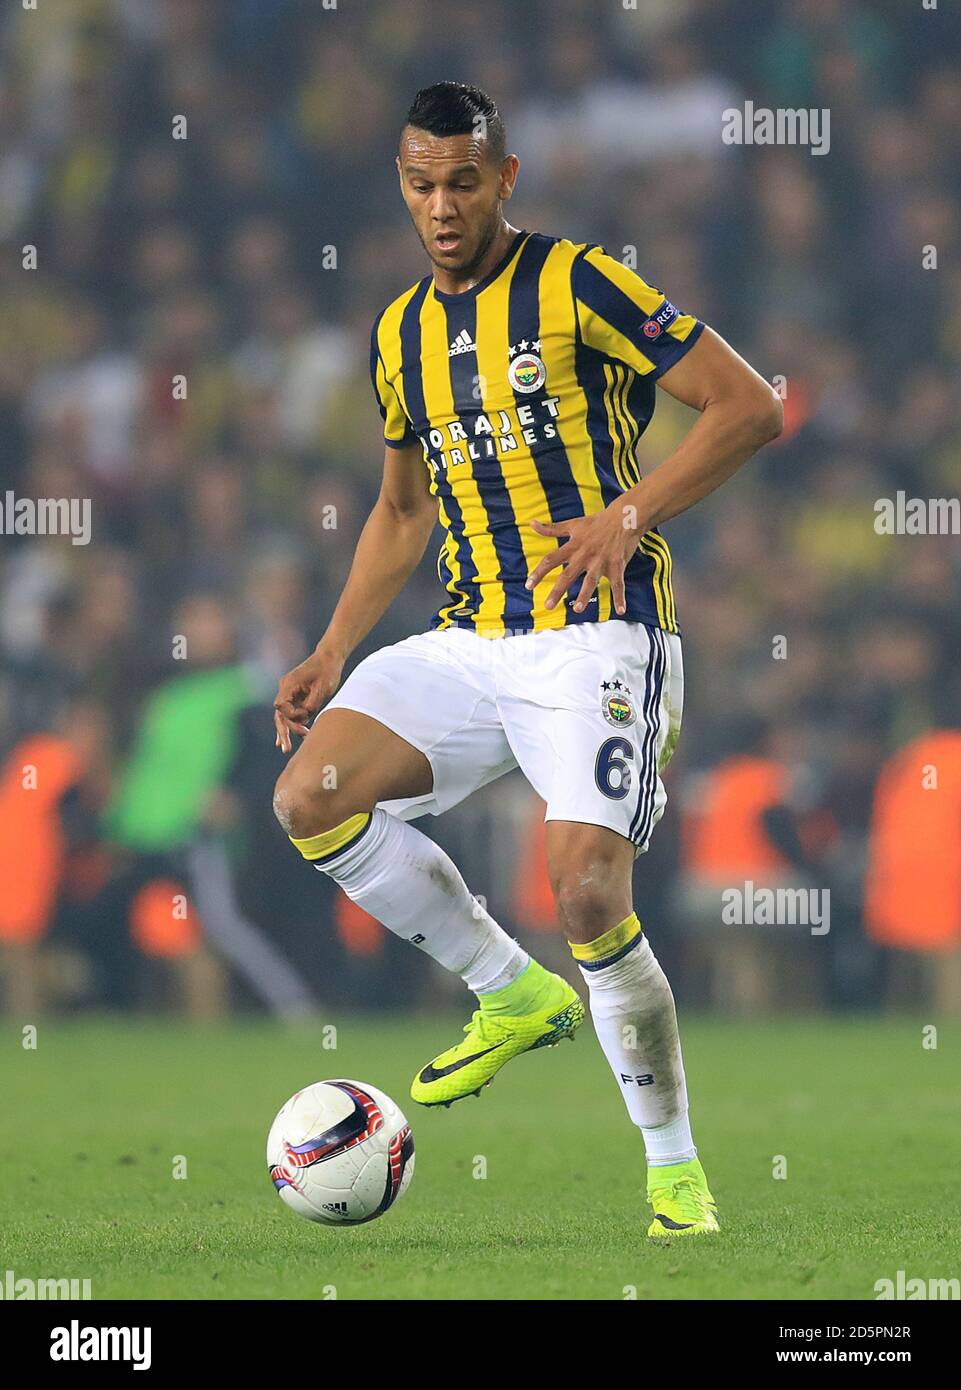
{"left": 1, "top": 0, "right": 960, "bottom": 1015}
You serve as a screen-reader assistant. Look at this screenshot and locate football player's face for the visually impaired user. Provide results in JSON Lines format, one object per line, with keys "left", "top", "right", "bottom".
{"left": 397, "top": 129, "right": 517, "bottom": 277}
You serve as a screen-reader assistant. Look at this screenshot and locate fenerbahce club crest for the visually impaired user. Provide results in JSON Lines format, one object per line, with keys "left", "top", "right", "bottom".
{"left": 508, "top": 340, "right": 547, "bottom": 394}
{"left": 600, "top": 679, "right": 636, "bottom": 728}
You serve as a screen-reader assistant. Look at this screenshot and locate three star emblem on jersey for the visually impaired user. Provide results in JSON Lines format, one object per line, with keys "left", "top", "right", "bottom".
{"left": 508, "top": 338, "right": 547, "bottom": 393}
{"left": 600, "top": 679, "right": 636, "bottom": 727}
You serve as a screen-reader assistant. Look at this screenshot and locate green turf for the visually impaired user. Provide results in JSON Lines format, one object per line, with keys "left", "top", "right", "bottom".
{"left": 2, "top": 1014, "right": 958, "bottom": 1300}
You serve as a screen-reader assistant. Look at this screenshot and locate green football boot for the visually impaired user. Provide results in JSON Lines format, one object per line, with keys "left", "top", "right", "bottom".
{"left": 647, "top": 1157, "right": 720, "bottom": 1238}
{"left": 411, "top": 963, "right": 584, "bottom": 1108}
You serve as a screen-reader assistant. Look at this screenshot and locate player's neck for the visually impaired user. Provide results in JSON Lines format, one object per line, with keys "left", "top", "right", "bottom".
{"left": 431, "top": 221, "right": 521, "bottom": 296}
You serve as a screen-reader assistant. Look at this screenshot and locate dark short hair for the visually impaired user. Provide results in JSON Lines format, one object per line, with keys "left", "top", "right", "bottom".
{"left": 404, "top": 82, "right": 506, "bottom": 163}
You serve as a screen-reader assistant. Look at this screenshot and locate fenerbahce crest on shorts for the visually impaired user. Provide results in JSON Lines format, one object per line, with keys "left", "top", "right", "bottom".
{"left": 600, "top": 680, "right": 636, "bottom": 728}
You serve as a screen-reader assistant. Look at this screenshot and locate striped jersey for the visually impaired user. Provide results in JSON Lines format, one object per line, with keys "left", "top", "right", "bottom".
{"left": 369, "top": 230, "right": 703, "bottom": 637}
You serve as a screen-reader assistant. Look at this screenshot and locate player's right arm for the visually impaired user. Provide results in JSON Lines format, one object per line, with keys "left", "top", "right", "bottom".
{"left": 273, "top": 440, "right": 435, "bottom": 752}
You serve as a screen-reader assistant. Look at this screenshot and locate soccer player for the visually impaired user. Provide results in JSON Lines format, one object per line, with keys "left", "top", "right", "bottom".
{"left": 272, "top": 83, "right": 782, "bottom": 1237}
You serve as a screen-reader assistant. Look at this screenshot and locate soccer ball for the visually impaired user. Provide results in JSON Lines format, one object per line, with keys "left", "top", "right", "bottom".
{"left": 266, "top": 1079, "right": 415, "bottom": 1225}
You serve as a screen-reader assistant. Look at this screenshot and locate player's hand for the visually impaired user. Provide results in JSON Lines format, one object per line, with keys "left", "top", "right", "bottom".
{"left": 273, "top": 645, "right": 345, "bottom": 754}
{"left": 525, "top": 501, "right": 642, "bottom": 615}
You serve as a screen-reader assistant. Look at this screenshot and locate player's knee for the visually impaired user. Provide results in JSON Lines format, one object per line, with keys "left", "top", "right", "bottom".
{"left": 550, "top": 850, "right": 631, "bottom": 940}
{"left": 271, "top": 767, "right": 312, "bottom": 838}
{"left": 273, "top": 762, "right": 351, "bottom": 840}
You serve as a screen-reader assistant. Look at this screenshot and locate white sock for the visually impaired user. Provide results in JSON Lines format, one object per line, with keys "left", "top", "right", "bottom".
{"left": 578, "top": 929, "right": 696, "bottom": 1166}
{"left": 315, "top": 809, "right": 529, "bottom": 994}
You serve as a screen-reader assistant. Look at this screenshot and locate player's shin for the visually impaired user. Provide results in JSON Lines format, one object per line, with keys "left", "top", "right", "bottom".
{"left": 572, "top": 913, "right": 696, "bottom": 1166}
{"left": 289, "top": 808, "right": 529, "bottom": 993}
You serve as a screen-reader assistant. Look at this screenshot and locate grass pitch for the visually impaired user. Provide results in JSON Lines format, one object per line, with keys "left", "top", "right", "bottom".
{"left": 3, "top": 1014, "right": 958, "bottom": 1300}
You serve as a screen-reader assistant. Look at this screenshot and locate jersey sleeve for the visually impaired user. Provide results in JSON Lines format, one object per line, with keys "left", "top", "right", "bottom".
{"left": 369, "top": 316, "right": 417, "bottom": 448}
{"left": 572, "top": 245, "right": 704, "bottom": 378}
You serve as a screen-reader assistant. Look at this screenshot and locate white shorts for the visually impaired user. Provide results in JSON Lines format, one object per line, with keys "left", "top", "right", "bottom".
{"left": 326, "top": 622, "right": 683, "bottom": 852}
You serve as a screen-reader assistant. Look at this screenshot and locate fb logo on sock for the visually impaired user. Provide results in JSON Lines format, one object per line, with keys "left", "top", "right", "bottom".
{"left": 620, "top": 1073, "right": 654, "bottom": 1086}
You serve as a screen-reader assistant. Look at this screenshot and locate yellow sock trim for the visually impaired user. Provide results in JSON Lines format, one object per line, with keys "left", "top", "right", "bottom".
{"left": 289, "top": 813, "right": 371, "bottom": 861}
{"left": 570, "top": 912, "right": 641, "bottom": 965}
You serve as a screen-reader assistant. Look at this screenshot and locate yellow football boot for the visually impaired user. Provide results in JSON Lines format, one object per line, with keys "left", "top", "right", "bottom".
{"left": 647, "top": 1157, "right": 720, "bottom": 1237}
{"left": 411, "top": 964, "right": 584, "bottom": 1108}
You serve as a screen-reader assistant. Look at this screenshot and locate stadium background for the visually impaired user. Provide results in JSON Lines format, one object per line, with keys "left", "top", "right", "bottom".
{"left": 2, "top": 0, "right": 960, "bottom": 1021}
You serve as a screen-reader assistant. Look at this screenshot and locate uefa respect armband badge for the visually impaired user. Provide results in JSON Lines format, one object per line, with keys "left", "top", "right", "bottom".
{"left": 641, "top": 299, "right": 680, "bottom": 341}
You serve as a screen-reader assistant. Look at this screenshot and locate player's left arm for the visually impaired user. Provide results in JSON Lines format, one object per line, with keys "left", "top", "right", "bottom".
{"left": 630, "top": 326, "right": 783, "bottom": 523}
{"left": 528, "top": 327, "right": 783, "bottom": 615}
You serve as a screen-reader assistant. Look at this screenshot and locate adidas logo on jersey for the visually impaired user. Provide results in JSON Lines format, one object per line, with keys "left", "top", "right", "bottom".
{"left": 448, "top": 329, "right": 476, "bottom": 356}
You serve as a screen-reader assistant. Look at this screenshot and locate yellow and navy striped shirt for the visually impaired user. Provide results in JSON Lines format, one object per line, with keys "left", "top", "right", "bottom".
{"left": 370, "top": 231, "right": 703, "bottom": 637}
